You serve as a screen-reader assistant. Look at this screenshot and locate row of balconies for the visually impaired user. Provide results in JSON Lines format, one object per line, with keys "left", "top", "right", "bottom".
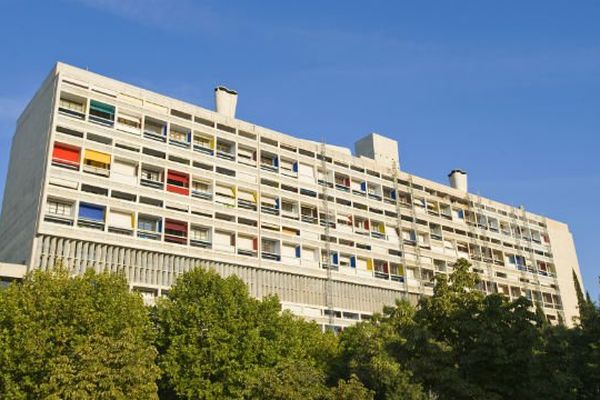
{"left": 56, "top": 90, "right": 549, "bottom": 241}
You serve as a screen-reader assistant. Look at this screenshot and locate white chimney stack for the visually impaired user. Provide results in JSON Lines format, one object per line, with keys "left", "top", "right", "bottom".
{"left": 214, "top": 86, "right": 237, "bottom": 118}
{"left": 448, "top": 169, "right": 468, "bottom": 192}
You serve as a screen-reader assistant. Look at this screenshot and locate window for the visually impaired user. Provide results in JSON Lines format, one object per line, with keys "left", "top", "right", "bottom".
{"left": 143, "top": 117, "right": 167, "bottom": 142}
{"left": 52, "top": 142, "right": 80, "bottom": 169}
{"left": 107, "top": 209, "right": 134, "bottom": 235}
{"left": 453, "top": 208, "right": 465, "bottom": 220}
{"left": 334, "top": 173, "right": 350, "bottom": 190}
{"left": 190, "top": 226, "right": 211, "bottom": 248}
{"left": 260, "top": 151, "right": 278, "bottom": 172}
{"left": 140, "top": 165, "right": 164, "bottom": 189}
{"left": 77, "top": 203, "right": 105, "bottom": 230}
{"left": 169, "top": 124, "right": 191, "bottom": 148}
{"left": 83, "top": 149, "right": 111, "bottom": 176}
{"left": 261, "top": 238, "right": 281, "bottom": 261}
{"left": 137, "top": 215, "right": 161, "bottom": 240}
{"left": 111, "top": 159, "right": 137, "bottom": 185}
{"left": 164, "top": 219, "right": 188, "bottom": 244}
{"left": 193, "top": 132, "right": 214, "bottom": 154}
{"left": 237, "top": 189, "right": 257, "bottom": 210}
{"left": 45, "top": 198, "right": 74, "bottom": 225}
{"left": 237, "top": 235, "right": 258, "bottom": 256}
{"left": 116, "top": 112, "right": 142, "bottom": 134}
{"left": 191, "top": 180, "right": 212, "bottom": 200}
{"left": 167, "top": 170, "right": 189, "bottom": 196}
{"left": 238, "top": 145, "right": 256, "bottom": 166}
{"left": 58, "top": 92, "right": 86, "bottom": 119}
{"left": 214, "top": 230, "right": 235, "bottom": 252}
{"left": 216, "top": 139, "right": 235, "bottom": 160}
{"left": 89, "top": 100, "right": 115, "bottom": 126}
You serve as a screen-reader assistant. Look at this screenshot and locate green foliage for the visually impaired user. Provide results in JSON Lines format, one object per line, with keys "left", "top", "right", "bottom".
{"left": 336, "top": 301, "right": 426, "bottom": 400}
{"left": 1, "top": 260, "right": 598, "bottom": 399}
{"left": 155, "top": 267, "right": 337, "bottom": 399}
{"left": 331, "top": 374, "right": 375, "bottom": 400}
{"left": 0, "top": 267, "right": 159, "bottom": 399}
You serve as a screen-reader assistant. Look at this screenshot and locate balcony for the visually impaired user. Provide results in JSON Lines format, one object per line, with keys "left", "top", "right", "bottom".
{"left": 143, "top": 118, "right": 167, "bottom": 142}
{"left": 58, "top": 93, "right": 86, "bottom": 120}
{"left": 238, "top": 199, "right": 257, "bottom": 211}
{"left": 261, "top": 251, "right": 281, "bottom": 261}
{"left": 137, "top": 230, "right": 161, "bottom": 240}
{"left": 141, "top": 178, "right": 164, "bottom": 190}
{"left": 238, "top": 248, "right": 258, "bottom": 257}
{"left": 108, "top": 226, "right": 134, "bottom": 236}
{"left": 44, "top": 214, "right": 74, "bottom": 226}
{"left": 190, "top": 239, "right": 212, "bottom": 249}
{"left": 301, "top": 213, "right": 317, "bottom": 224}
{"left": 371, "top": 231, "right": 386, "bottom": 240}
{"left": 77, "top": 218, "right": 104, "bottom": 230}
{"left": 165, "top": 234, "right": 187, "bottom": 245}
{"left": 261, "top": 205, "right": 279, "bottom": 216}
{"left": 88, "top": 100, "right": 115, "bottom": 127}
{"left": 321, "top": 262, "right": 339, "bottom": 271}
{"left": 82, "top": 164, "right": 109, "bottom": 177}
{"left": 192, "top": 190, "right": 212, "bottom": 201}
{"left": 374, "top": 271, "right": 389, "bottom": 280}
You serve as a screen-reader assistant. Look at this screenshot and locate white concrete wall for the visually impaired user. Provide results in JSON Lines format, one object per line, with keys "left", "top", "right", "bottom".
{"left": 547, "top": 219, "right": 584, "bottom": 326}
{"left": 0, "top": 69, "right": 56, "bottom": 265}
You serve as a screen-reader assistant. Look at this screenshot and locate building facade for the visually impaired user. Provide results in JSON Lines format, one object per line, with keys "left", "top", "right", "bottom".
{"left": 0, "top": 63, "right": 584, "bottom": 329}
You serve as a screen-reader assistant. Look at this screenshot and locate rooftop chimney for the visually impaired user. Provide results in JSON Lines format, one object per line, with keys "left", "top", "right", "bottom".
{"left": 448, "top": 169, "right": 468, "bottom": 192}
{"left": 214, "top": 86, "right": 237, "bottom": 118}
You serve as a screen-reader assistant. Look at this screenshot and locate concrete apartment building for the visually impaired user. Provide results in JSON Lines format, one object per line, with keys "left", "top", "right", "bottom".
{"left": 0, "top": 63, "right": 584, "bottom": 329}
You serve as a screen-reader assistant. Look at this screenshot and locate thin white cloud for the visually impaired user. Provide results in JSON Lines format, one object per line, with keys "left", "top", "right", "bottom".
{"left": 68, "top": 0, "right": 219, "bottom": 33}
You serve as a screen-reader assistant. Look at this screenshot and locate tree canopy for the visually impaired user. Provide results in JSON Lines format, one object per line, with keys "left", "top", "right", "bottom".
{"left": 0, "top": 268, "right": 159, "bottom": 399}
{"left": 0, "top": 260, "right": 598, "bottom": 399}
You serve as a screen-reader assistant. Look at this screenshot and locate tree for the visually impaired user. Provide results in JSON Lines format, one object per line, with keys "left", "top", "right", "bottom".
{"left": 331, "top": 374, "right": 375, "bottom": 400}
{"left": 336, "top": 300, "right": 427, "bottom": 400}
{"left": 570, "top": 269, "right": 600, "bottom": 399}
{"left": 0, "top": 267, "right": 160, "bottom": 399}
{"left": 155, "top": 266, "right": 337, "bottom": 399}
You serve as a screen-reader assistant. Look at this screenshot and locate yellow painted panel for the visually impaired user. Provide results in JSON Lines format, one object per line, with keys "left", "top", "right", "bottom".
{"left": 84, "top": 149, "right": 111, "bottom": 164}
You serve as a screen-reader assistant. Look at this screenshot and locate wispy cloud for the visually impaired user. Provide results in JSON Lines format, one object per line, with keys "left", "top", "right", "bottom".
{"left": 68, "top": 0, "right": 219, "bottom": 33}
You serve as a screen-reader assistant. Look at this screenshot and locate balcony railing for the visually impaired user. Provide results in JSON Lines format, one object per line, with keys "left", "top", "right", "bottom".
{"left": 58, "top": 107, "right": 86, "bottom": 120}
{"left": 137, "top": 230, "right": 161, "bottom": 240}
{"left": 261, "top": 251, "right": 281, "bottom": 261}
{"left": 77, "top": 218, "right": 105, "bottom": 230}
{"left": 83, "top": 165, "right": 110, "bottom": 177}
{"left": 190, "top": 239, "right": 212, "bottom": 248}
{"left": 193, "top": 144, "right": 214, "bottom": 155}
{"left": 216, "top": 151, "right": 235, "bottom": 161}
{"left": 141, "top": 178, "right": 164, "bottom": 190}
{"left": 192, "top": 190, "right": 212, "bottom": 201}
{"left": 143, "top": 130, "right": 166, "bottom": 142}
{"left": 44, "top": 214, "right": 74, "bottom": 226}
{"left": 238, "top": 199, "right": 257, "bottom": 211}
{"left": 108, "top": 226, "right": 134, "bottom": 236}
{"left": 238, "top": 249, "right": 258, "bottom": 257}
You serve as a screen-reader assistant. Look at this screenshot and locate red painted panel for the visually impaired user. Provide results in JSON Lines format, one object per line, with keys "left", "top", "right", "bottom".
{"left": 167, "top": 170, "right": 189, "bottom": 184}
{"left": 167, "top": 184, "right": 190, "bottom": 196}
{"left": 165, "top": 219, "right": 187, "bottom": 232}
{"left": 52, "top": 143, "right": 80, "bottom": 164}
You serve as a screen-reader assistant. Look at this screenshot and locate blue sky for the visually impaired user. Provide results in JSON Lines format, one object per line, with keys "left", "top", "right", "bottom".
{"left": 0, "top": 0, "right": 598, "bottom": 299}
